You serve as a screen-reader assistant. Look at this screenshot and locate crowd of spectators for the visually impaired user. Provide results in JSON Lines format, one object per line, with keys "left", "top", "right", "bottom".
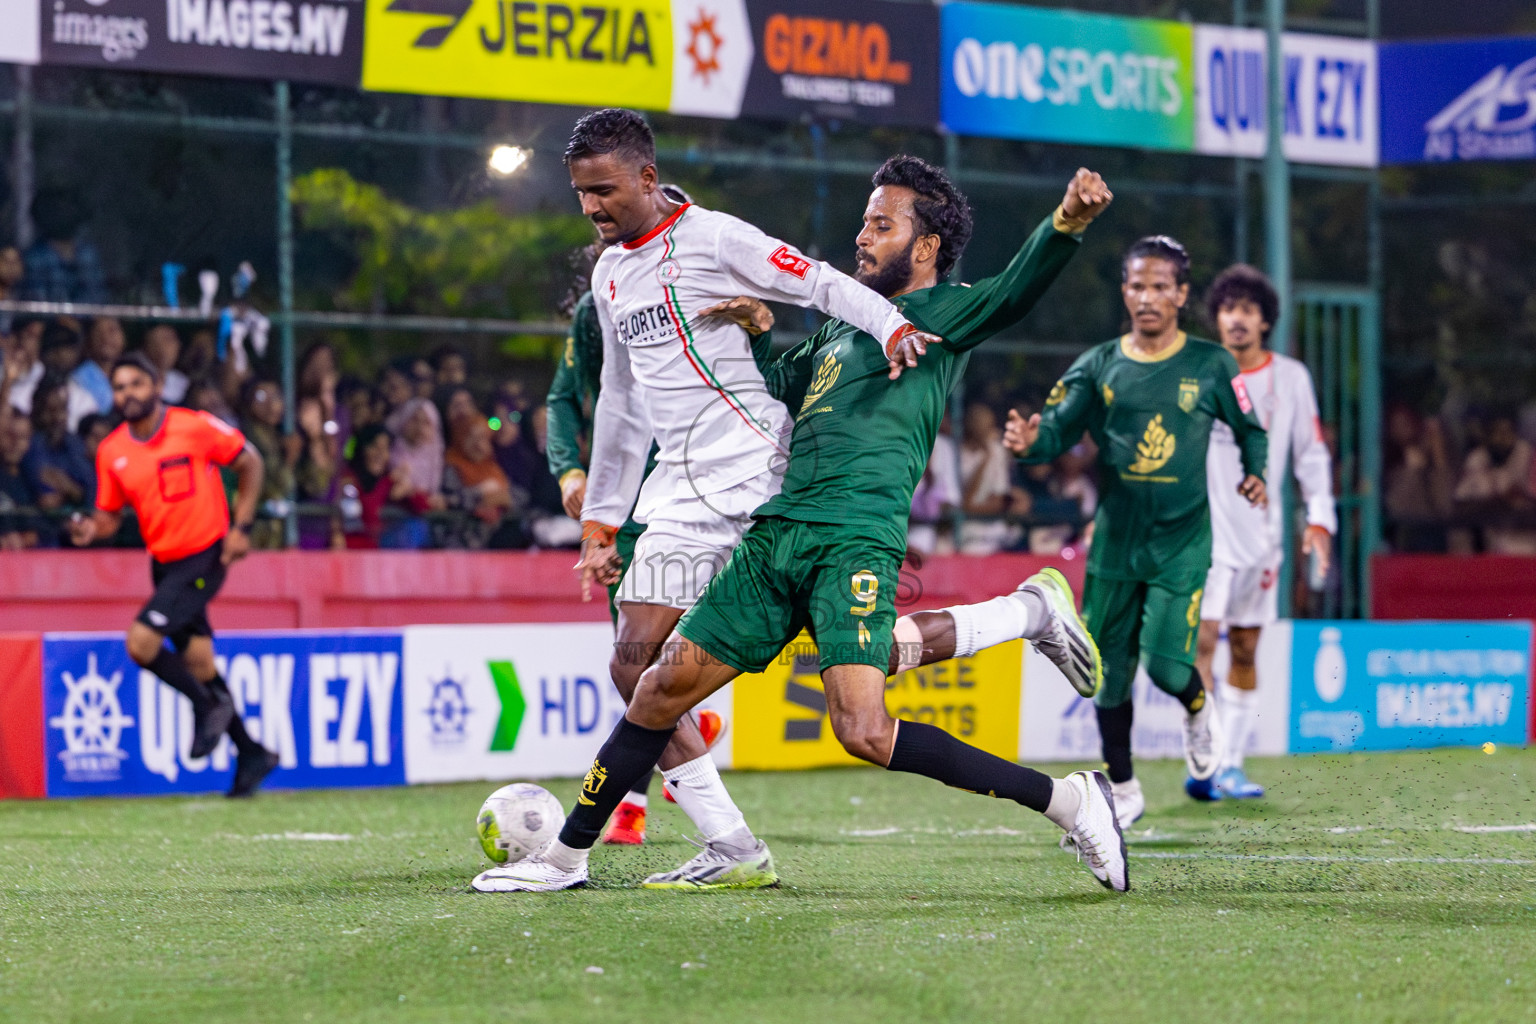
{"left": 1384, "top": 404, "right": 1536, "bottom": 555}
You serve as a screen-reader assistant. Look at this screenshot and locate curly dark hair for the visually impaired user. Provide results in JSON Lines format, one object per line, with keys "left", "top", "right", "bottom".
{"left": 1205, "top": 263, "right": 1279, "bottom": 342}
{"left": 564, "top": 108, "right": 655, "bottom": 168}
{"left": 870, "top": 155, "right": 973, "bottom": 281}
{"left": 1122, "top": 235, "right": 1191, "bottom": 285}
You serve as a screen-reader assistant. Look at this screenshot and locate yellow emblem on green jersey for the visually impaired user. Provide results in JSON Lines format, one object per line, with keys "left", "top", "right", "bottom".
{"left": 1128, "top": 414, "right": 1176, "bottom": 474}
{"left": 563, "top": 337, "right": 576, "bottom": 367}
{"left": 1102, "top": 383, "right": 1114, "bottom": 407}
{"left": 1046, "top": 380, "right": 1067, "bottom": 406}
{"left": 1178, "top": 378, "right": 1200, "bottom": 413}
{"left": 800, "top": 352, "right": 843, "bottom": 416}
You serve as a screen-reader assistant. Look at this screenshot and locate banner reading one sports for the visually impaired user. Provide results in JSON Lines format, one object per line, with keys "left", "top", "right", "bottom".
{"left": 39, "top": 0, "right": 363, "bottom": 84}
{"left": 43, "top": 630, "right": 404, "bottom": 798}
{"left": 1290, "top": 621, "right": 1531, "bottom": 754}
{"left": 940, "top": 2, "right": 1194, "bottom": 152}
{"left": 1379, "top": 36, "right": 1536, "bottom": 165}
{"left": 361, "top": 0, "right": 751, "bottom": 117}
{"left": 1193, "top": 27, "right": 1378, "bottom": 167}
{"left": 740, "top": 0, "right": 938, "bottom": 128}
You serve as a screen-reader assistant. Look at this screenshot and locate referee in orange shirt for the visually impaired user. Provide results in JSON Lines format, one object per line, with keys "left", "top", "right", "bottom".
{"left": 69, "top": 353, "right": 280, "bottom": 797}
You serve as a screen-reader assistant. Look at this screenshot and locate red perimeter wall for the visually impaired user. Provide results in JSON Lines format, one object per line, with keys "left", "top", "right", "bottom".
{"left": 1372, "top": 555, "right": 1536, "bottom": 621}
{"left": 0, "top": 549, "right": 1080, "bottom": 632}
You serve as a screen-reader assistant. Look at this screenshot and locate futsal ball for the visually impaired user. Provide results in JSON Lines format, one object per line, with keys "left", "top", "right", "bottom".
{"left": 476, "top": 783, "right": 566, "bottom": 864}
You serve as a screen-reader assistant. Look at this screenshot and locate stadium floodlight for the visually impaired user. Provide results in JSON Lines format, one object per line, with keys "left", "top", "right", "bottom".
{"left": 488, "top": 145, "right": 530, "bottom": 177}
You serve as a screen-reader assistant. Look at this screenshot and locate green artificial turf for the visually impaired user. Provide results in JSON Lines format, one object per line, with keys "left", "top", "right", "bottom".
{"left": 2, "top": 749, "right": 1534, "bottom": 1023}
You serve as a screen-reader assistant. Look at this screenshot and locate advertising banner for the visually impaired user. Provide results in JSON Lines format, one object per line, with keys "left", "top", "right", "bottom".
{"left": 43, "top": 630, "right": 404, "bottom": 797}
{"left": 740, "top": 0, "right": 938, "bottom": 128}
{"left": 1, "top": 0, "right": 41, "bottom": 64}
{"left": 1194, "top": 28, "right": 1377, "bottom": 166}
{"left": 39, "top": 0, "right": 363, "bottom": 83}
{"left": 0, "top": 634, "right": 44, "bottom": 799}
{"left": 731, "top": 633, "right": 1022, "bottom": 771}
{"left": 940, "top": 2, "right": 1194, "bottom": 152}
{"left": 1379, "top": 37, "right": 1536, "bottom": 165}
{"left": 1019, "top": 622, "right": 1292, "bottom": 763}
{"left": 1290, "top": 621, "right": 1530, "bottom": 753}
{"left": 362, "top": 0, "right": 750, "bottom": 118}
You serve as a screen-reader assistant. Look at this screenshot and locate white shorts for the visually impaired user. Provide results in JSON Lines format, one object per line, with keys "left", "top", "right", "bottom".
{"left": 1201, "top": 558, "right": 1280, "bottom": 628}
{"left": 616, "top": 476, "right": 774, "bottom": 610}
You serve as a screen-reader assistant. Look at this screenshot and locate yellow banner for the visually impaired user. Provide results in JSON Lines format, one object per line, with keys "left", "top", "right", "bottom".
{"left": 362, "top": 0, "right": 673, "bottom": 110}
{"left": 731, "top": 634, "right": 1024, "bottom": 771}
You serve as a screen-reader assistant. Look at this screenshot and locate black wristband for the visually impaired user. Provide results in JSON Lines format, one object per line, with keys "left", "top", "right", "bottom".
{"left": 235, "top": 522, "right": 254, "bottom": 535}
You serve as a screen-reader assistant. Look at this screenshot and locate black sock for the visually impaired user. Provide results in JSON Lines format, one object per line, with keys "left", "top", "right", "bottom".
{"left": 1174, "top": 672, "right": 1206, "bottom": 714}
{"left": 886, "top": 720, "right": 1054, "bottom": 813}
{"left": 208, "top": 677, "right": 263, "bottom": 756}
{"left": 148, "top": 650, "right": 212, "bottom": 712}
{"left": 1095, "top": 703, "right": 1134, "bottom": 784}
{"left": 629, "top": 768, "right": 655, "bottom": 799}
{"left": 558, "top": 718, "right": 676, "bottom": 850}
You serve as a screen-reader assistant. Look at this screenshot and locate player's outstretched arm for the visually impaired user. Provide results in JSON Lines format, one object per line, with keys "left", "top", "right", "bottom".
{"left": 547, "top": 305, "right": 595, "bottom": 519}
{"left": 1007, "top": 354, "right": 1099, "bottom": 465}
{"left": 1003, "top": 409, "right": 1042, "bottom": 458}
{"left": 221, "top": 444, "right": 263, "bottom": 565}
{"left": 66, "top": 508, "right": 121, "bottom": 547}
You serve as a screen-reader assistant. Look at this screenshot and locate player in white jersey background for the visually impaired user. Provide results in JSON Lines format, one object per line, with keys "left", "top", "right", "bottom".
{"left": 1195, "top": 264, "right": 1336, "bottom": 800}
{"left": 476, "top": 108, "right": 940, "bottom": 894}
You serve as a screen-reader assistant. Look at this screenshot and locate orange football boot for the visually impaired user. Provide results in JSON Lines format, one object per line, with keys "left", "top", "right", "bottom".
{"left": 601, "top": 801, "right": 647, "bottom": 845}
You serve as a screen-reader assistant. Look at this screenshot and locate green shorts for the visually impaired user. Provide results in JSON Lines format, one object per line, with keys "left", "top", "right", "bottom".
{"left": 677, "top": 516, "right": 900, "bottom": 674}
{"left": 1083, "top": 572, "right": 1205, "bottom": 708}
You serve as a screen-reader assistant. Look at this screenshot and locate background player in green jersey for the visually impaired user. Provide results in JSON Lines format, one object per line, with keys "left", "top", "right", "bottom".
{"left": 489, "top": 159, "right": 1138, "bottom": 895}
{"left": 1003, "top": 236, "right": 1269, "bottom": 829}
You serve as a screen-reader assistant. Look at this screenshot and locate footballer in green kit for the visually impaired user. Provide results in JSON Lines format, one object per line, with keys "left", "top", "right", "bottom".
{"left": 1004, "top": 236, "right": 1269, "bottom": 828}
{"left": 481, "top": 158, "right": 1142, "bottom": 896}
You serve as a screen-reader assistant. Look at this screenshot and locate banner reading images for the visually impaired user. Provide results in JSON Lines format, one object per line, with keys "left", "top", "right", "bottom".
{"left": 362, "top": 0, "right": 751, "bottom": 118}
{"left": 940, "top": 2, "right": 1194, "bottom": 152}
{"left": 740, "top": 0, "right": 938, "bottom": 128}
{"left": 40, "top": 0, "right": 363, "bottom": 84}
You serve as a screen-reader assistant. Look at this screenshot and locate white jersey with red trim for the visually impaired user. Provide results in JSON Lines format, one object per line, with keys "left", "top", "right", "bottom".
{"left": 582, "top": 203, "right": 912, "bottom": 527}
{"left": 1208, "top": 350, "right": 1338, "bottom": 569}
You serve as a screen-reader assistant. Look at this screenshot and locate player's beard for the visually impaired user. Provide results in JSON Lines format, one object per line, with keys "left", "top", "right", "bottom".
{"left": 854, "top": 238, "right": 916, "bottom": 298}
{"left": 117, "top": 395, "right": 155, "bottom": 423}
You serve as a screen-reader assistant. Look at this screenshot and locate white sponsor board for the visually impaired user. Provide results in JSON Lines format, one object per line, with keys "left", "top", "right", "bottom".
{"left": 0, "top": 0, "right": 40, "bottom": 63}
{"left": 668, "top": 0, "right": 753, "bottom": 119}
{"left": 1019, "top": 620, "right": 1291, "bottom": 762}
{"left": 402, "top": 623, "right": 733, "bottom": 784}
{"left": 1194, "top": 28, "right": 1377, "bottom": 166}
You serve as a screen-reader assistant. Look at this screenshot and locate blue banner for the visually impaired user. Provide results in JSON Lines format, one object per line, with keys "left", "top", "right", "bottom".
{"left": 1379, "top": 37, "right": 1536, "bottom": 165}
{"left": 1290, "top": 622, "right": 1530, "bottom": 754}
{"left": 44, "top": 631, "right": 404, "bottom": 797}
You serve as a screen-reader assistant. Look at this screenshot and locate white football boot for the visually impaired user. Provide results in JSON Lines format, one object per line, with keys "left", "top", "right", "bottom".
{"left": 641, "top": 835, "right": 778, "bottom": 890}
{"left": 472, "top": 851, "right": 588, "bottom": 893}
{"left": 1058, "top": 770, "right": 1129, "bottom": 892}
{"left": 1183, "top": 691, "right": 1224, "bottom": 782}
{"left": 1110, "top": 776, "right": 1145, "bottom": 830}
{"left": 1016, "top": 568, "right": 1103, "bottom": 698}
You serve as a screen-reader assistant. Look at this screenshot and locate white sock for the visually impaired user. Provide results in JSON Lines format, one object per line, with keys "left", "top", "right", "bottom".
{"left": 542, "top": 839, "right": 588, "bottom": 871}
{"left": 1043, "top": 776, "right": 1082, "bottom": 831}
{"left": 892, "top": 616, "right": 923, "bottom": 674}
{"left": 621, "top": 791, "right": 648, "bottom": 810}
{"left": 1219, "top": 685, "right": 1259, "bottom": 771}
{"left": 943, "top": 595, "right": 1033, "bottom": 657}
{"left": 662, "top": 754, "right": 750, "bottom": 842}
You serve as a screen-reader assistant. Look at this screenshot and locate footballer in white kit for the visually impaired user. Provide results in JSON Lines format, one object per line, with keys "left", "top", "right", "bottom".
{"left": 1197, "top": 264, "right": 1336, "bottom": 800}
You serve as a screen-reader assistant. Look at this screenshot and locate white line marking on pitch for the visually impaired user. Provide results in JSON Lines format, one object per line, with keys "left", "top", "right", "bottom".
{"left": 249, "top": 832, "right": 356, "bottom": 842}
{"left": 1453, "top": 824, "right": 1536, "bottom": 833}
{"left": 1130, "top": 851, "right": 1534, "bottom": 866}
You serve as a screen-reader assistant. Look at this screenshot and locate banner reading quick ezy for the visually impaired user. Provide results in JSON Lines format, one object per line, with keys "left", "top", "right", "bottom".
{"left": 43, "top": 630, "right": 404, "bottom": 797}
{"left": 940, "top": 2, "right": 1194, "bottom": 151}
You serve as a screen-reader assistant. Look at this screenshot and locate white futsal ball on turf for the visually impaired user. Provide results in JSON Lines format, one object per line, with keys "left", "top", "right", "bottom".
{"left": 476, "top": 783, "right": 566, "bottom": 864}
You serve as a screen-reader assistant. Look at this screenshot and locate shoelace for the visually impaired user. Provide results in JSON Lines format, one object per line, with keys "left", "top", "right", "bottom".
{"left": 1060, "top": 830, "right": 1107, "bottom": 869}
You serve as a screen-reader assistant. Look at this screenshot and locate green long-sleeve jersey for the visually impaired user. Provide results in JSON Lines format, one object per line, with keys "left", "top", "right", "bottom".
{"left": 1024, "top": 332, "right": 1268, "bottom": 585}
{"left": 756, "top": 212, "right": 1080, "bottom": 552}
{"left": 545, "top": 291, "right": 776, "bottom": 490}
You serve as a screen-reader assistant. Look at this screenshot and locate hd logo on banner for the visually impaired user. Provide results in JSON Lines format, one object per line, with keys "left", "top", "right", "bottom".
{"left": 362, "top": 0, "right": 750, "bottom": 116}
{"left": 940, "top": 2, "right": 1194, "bottom": 152}
{"left": 1291, "top": 622, "right": 1530, "bottom": 753}
{"left": 1194, "top": 28, "right": 1377, "bottom": 167}
{"left": 43, "top": 631, "right": 404, "bottom": 797}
